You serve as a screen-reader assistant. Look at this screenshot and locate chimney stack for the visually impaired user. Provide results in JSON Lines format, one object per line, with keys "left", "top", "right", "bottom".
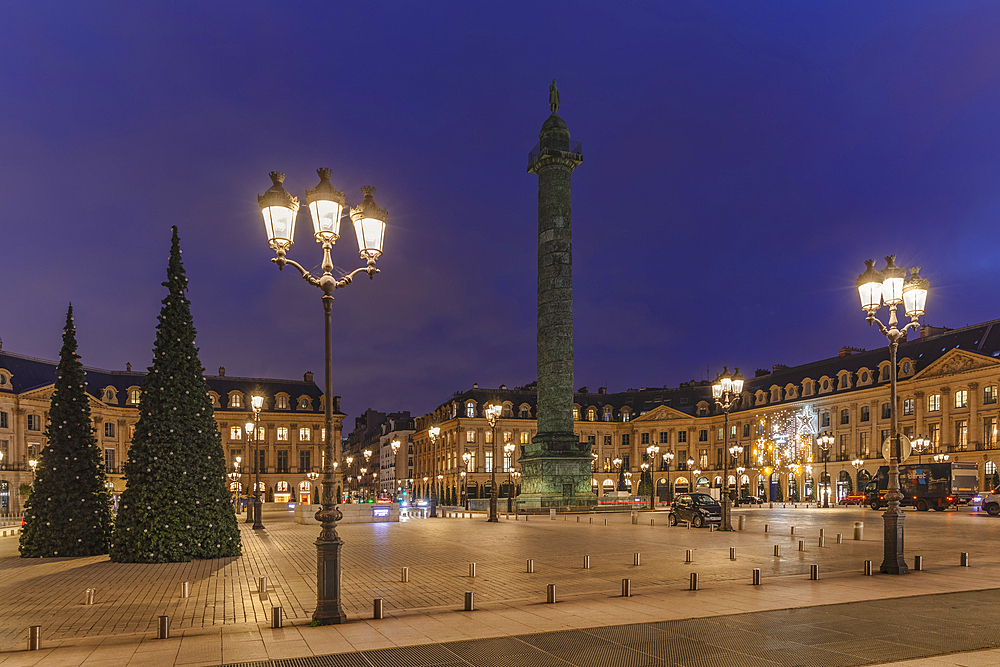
{"left": 218, "top": 366, "right": 225, "bottom": 377}
{"left": 126, "top": 362, "right": 132, "bottom": 372}
{"left": 304, "top": 371, "right": 314, "bottom": 383}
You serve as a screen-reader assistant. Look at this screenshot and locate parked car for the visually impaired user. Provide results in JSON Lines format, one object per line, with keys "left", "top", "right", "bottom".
{"left": 668, "top": 493, "right": 722, "bottom": 528}
{"left": 838, "top": 494, "right": 866, "bottom": 505}
{"left": 738, "top": 495, "right": 760, "bottom": 505}
{"left": 981, "top": 492, "right": 1000, "bottom": 516}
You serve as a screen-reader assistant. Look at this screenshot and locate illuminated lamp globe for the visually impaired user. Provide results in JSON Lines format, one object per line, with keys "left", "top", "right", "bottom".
{"left": 305, "top": 168, "right": 345, "bottom": 243}
{"left": 902, "top": 267, "right": 929, "bottom": 319}
{"left": 880, "top": 255, "right": 906, "bottom": 306}
{"left": 732, "top": 368, "right": 745, "bottom": 394}
{"left": 258, "top": 172, "right": 300, "bottom": 251}
{"left": 350, "top": 186, "right": 388, "bottom": 261}
{"left": 251, "top": 394, "right": 264, "bottom": 411}
{"left": 855, "top": 259, "right": 884, "bottom": 313}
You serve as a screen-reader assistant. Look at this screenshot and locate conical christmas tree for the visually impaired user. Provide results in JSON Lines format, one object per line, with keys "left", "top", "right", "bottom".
{"left": 20, "top": 304, "right": 113, "bottom": 558}
{"left": 111, "top": 226, "right": 240, "bottom": 563}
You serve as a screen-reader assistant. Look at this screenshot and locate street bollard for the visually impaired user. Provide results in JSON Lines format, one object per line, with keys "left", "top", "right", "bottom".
{"left": 527, "top": 559, "right": 534, "bottom": 573}
{"left": 769, "top": 502, "right": 773, "bottom": 509}
{"left": 685, "top": 549, "right": 693, "bottom": 563}
{"left": 650, "top": 519, "right": 655, "bottom": 526}
{"left": 515, "top": 513, "right": 519, "bottom": 520}
{"left": 810, "top": 564, "right": 819, "bottom": 580}
{"left": 258, "top": 576, "right": 267, "bottom": 595}
{"left": 864, "top": 560, "right": 873, "bottom": 576}
{"left": 631, "top": 511, "right": 638, "bottom": 525}
{"left": 469, "top": 563, "right": 476, "bottom": 577}
{"left": 564, "top": 515, "right": 567, "bottom": 521}
{"left": 526, "top": 514, "right": 529, "bottom": 521}
{"left": 584, "top": 555, "right": 591, "bottom": 569}
{"left": 819, "top": 528, "right": 825, "bottom": 538}
{"left": 589, "top": 517, "right": 593, "bottom": 524}
{"left": 401, "top": 567, "right": 409, "bottom": 583}
{"left": 791, "top": 526, "right": 795, "bottom": 535}
{"left": 86, "top": 588, "right": 95, "bottom": 605}
{"left": 577, "top": 516, "right": 580, "bottom": 523}
{"left": 774, "top": 545, "right": 781, "bottom": 557}
{"left": 550, "top": 509, "right": 556, "bottom": 520}
{"left": 819, "top": 536, "right": 825, "bottom": 547}
{"left": 181, "top": 581, "right": 189, "bottom": 598}
{"left": 546, "top": 584, "right": 556, "bottom": 604}
{"left": 853, "top": 521, "right": 864, "bottom": 541}
{"left": 604, "top": 518, "right": 608, "bottom": 526}
{"left": 157, "top": 615, "right": 169, "bottom": 639}
{"left": 764, "top": 524, "right": 769, "bottom": 533}
{"left": 961, "top": 552, "right": 969, "bottom": 567}
{"left": 464, "top": 591, "right": 474, "bottom": 611}
{"left": 621, "top": 578, "right": 631, "bottom": 597}
{"left": 372, "top": 599, "right": 382, "bottom": 621}
{"left": 28, "top": 626, "right": 40, "bottom": 651}
{"left": 738, "top": 515, "right": 746, "bottom": 530}
{"left": 689, "top": 573, "right": 699, "bottom": 591}
{"left": 634, "top": 552, "right": 641, "bottom": 566}
{"left": 914, "top": 555, "right": 923, "bottom": 571}
{"left": 730, "top": 547, "right": 736, "bottom": 561}
{"left": 837, "top": 533, "right": 843, "bottom": 544}
{"left": 273, "top": 605, "right": 284, "bottom": 627}
{"left": 709, "top": 525, "right": 715, "bottom": 532}
{"left": 798, "top": 540, "right": 804, "bottom": 551}
{"left": 686, "top": 520, "right": 691, "bottom": 529}
{"left": 752, "top": 568, "right": 761, "bottom": 585}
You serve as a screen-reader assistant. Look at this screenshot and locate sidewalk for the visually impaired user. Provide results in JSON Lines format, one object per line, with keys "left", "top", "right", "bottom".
{"left": 1, "top": 507, "right": 998, "bottom": 666}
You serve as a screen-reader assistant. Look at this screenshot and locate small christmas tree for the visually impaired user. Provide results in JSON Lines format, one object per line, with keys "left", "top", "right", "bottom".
{"left": 111, "top": 227, "right": 240, "bottom": 563}
{"left": 20, "top": 305, "right": 113, "bottom": 558}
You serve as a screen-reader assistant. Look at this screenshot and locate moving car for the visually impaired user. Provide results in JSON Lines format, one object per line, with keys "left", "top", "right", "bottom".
{"left": 668, "top": 493, "right": 722, "bottom": 528}
{"left": 838, "top": 494, "right": 866, "bottom": 505}
{"left": 981, "top": 491, "right": 1000, "bottom": 516}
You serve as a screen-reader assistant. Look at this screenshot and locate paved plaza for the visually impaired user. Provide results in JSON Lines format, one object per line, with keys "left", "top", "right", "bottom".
{"left": 2, "top": 506, "right": 1000, "bottom": 666}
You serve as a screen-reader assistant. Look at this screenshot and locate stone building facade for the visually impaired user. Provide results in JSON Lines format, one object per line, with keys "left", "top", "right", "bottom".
{"left": 0, "top": 349, "right": 334, "bottom": 514}
{"left": 411, "top": 319, "right": 1000, "bottom": 505}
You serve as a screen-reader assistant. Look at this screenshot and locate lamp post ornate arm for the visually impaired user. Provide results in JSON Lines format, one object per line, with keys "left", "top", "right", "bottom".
{"left": 427, "top": 427, "right": 440, "bottom": 517}
{"left": 856, "top": 256, "right": 929, "bottom": 575}
{"left": 484, "top": 404, "right": 502, "bottom": 522}
{"left": 646, "top": 444, "right": 659, "bottom": 509}
{"left": 462, "top": 450, "right": 472, "bottom": 509}
{"left": 818, "top": 433, "right": 833, "bottom": 507}
{"left": 257, "top": 169, "right": 388, "bottom": 625}
{"left": 712, "top": 367, "right": 745, "bottom": 531}
{"left": 662, "top": 450, "right": 674, "bottom": 501}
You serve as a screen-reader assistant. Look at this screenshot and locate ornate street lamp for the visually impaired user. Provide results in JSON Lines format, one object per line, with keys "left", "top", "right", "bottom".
{"left": 484, "top": 404, "right": 502, "bottom": 522}
{"left": 934, "top": 453, "right": 949, "bottom": 463}
{"left": 646, "top": 444, "right": 659, "bottom": 509}
{"left": 856, "top": 256, "right": 929, "bottom": 575}
{"left": 712, "top": 367, "right": 745, "bottom": 530}
{"left": 852, "top": 458, "right": 864, "bottom": 502}
{"left": 911, "top": 436, "right": 927, "bottom": 465}
{"left": 258, "top": 169, "right": 387, "bottom": 625}
{"left": 462, "top": 450, "right": 472, "bottom": 509}
{"left": 817, "top": 432, "right": 833, "bottom": 508}
{"left": 427, "top": 427, "right": 440, "bottom": 517}
{"left": 662, "top": 450, "right": 675, "bottom": 501}
{"left": 249, "top": 395, "right": 264, "bottom": 529}
{"left": 504, "top": 441, "right": 515, "bottom": 513}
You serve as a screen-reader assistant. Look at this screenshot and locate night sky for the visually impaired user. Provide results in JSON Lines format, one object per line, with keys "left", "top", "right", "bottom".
{"left": 3, "top": 2, "right": 1000, "bottom": 421}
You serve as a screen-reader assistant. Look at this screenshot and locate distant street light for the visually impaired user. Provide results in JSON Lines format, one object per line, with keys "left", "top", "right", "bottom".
{"left": 712, "top": 367, "right": 745, "bottom": 530}
{"left": 484, "top": 404, "right": 502, "bottom": 522}
{"left": 427, "top": 427, "right": 441, "bottom": 517}
{"left": 818, "top": 432, "right": 833, "bottom": 508}
{"left": 646, "top": 444, "right": 659, "bottom": 509}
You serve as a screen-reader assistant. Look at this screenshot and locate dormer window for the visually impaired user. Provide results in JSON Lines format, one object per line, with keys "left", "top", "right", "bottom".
{"left": 299, "top": 397, "right": 310, "bottom": 409}
{"left": 621, "top": 408, "right": 631, "bottom": 422}
{"left": 587, "top": 407, "right": 596, "bottom": 421}
{"left": 520, "top": 405, "right": 530, "bottom": 419}
{"left": 603, "top": 406, "right": 611, "bottom": 421}
{"left": 129, "top": 389, "right": 141, "bottom": 405}
{"left": 276, "top": 395, "right": 289, "bottom": 410}
{"left": 104, "top": 388, "right": 117, "bottom": 403}
{"left": 572, "top": 406, "right": 580, "bottom": 420}
{"left": 465, "top": 401, "right": 476, "bottom": 418}
{"left": 860, "top": 371, "right": 870, "bottom": 383}
{"left": 901, "top": 361, "right": 912, "bottom": 375}
{"left": 229, "top": 393, "right": 243, "bottom": 408}
{"left": 0, "top": 372, "right": 7, "bottom": 386}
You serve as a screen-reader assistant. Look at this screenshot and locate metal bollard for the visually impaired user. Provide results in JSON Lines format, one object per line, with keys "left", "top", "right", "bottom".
{"left": 961, "top": 552, "right": 970, "bottom": 567}
{"left": 546, "top": 584, "right": 556, "bottom": 604}
{"left": 864, "top": 560, "right": 873, "bottom": 576}
{"left": 686, "top": 520, "right": 691, "bottom": 529}
{"left": 550, "top": 509, "right": 556, "bottom": 520}
{"left": 634, "top": 552, "right": 641, "bottom": 566}
{"left": 469, "top": 562, "right": 476, "bottom": 577}
{"left": 730, "top": 547, "right": 736, "bottom": 561}
{"left": 273, "top": 605, "right": 284, "bottom": 627}
{"left": 689, "top": 573, "right": 699, "bottom": 590}
{"left": 685, "top": 549, "right": 693, "bottom": 563}
{"left": 764, "top": 524, "right": 769, "bottom": 533}
{"left": 525, "top": 514, "right": 529, "bottom": 521}
{"left": 527, "top": 559, "right": 534, "bottom": 573}
{"left": 86, "top": 588, "right": 95, "bottom": 605}
{"left": 819, "top": 528, "right": 825, "bottom": 538}
{"left": 914, "top": 555, "right": 923, "bottom": 571}
{"left": 631, "top": 511, "right": 638, "bottom": 525}
{"left": 464, "top": 591, "right": 474, "bottom": 611}
{"left": 774, "top": 545, "right": 781, "bottom": 557}
{"left": 709, "top": 524, "right": 715, "bottom": 532}
{"left": 798, "top": 540, "right": 804, "bottom": 551}
{"left": 769, "top": 502, "right": 773, "bottom": 509}
{"left": 837, "top": 533, "right": 843, "bottom": 544}
{"left": 819, "top": 536, "right": 825, "bottom": 547}
{"left": 650, "top": 518, "right": 655, "bottom": 526}
{"left": 564, "top": 515, "right": 567, "bottom": 521}
{"left": 810, "top": 564, "right": 819, "bottom": 580}
{"left": 577, "top": 516, "right": 580, "bottom": 523}
{"left": 157, "top": 615, "right": 169, "bottom": 639}
{"left": 28, "top": 626, "right": 40, "bottom": 651}
{"left": 853, "top": 521, "right": 864, "bottom": 541}
{"left": 621, "top": 578, "right": 631, "bottom": 597}
{"left": 738, "top": 515, "right": 746, "bottom": 530}
{"left": 791, "top": 526, "right": 796, "bottom": 535}
{"left": 604, "top": 518, "right": 608, "bottom": 526}
{"left": 372, "top": 599, "right": 382, "bottom": 621}
{"left": 752, "top": 568, "right": 761, "bottom": 585}
{"left": 258, "top": 576, "right": 267, "bottom": 594}
{"left": 584, "top": 555, "right": 591, "bottom": 569}
{"left": 589, "top": 517, "right": 593, "bottom": 524}
{"left": 181, "top": 581, "right": 189, "bottom": 598}
{"left": 515, "top": 513, "right": 519, "bottom": 520}
{"left": 401, "top": 567, "right": 409, "bottom": 582}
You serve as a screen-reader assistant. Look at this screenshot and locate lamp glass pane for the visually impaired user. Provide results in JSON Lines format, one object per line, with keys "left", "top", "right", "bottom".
{"left": 262, "top": 205, "right": 295, "bottom": 245}
{"left": 733, "top": 378, "right": 745, "bottom": 394}
{"left": 354, "top": 216, "right": 386, "bottom": 258}
{"left": 903, "top": 285, "right": 927, "bottom": 317}
{"left": 309, "top": 200, "right": 342, "bottom": 239}
{"left": 858, "top": 281, "right": 881, "bottom": 310}
{"left": 721, "top": 377, "right": 733, "bottom": 393}
{"left": 712, "top": 384, "right": 722, "bottom": 398}
{"left": 882, "top": 276, "right": 904, "bottom": 305}
{"left": 251, "top": 395, "right": 264, "bottom": 410}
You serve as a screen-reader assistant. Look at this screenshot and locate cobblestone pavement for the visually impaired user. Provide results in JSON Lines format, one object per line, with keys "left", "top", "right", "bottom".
{"left": 1, "top": 505, "right": 999, "bottom": 665}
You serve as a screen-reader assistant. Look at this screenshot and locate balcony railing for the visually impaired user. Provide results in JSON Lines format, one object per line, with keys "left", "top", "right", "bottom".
{"left": 527, "top": 140, "right": 583, "bottom": 169}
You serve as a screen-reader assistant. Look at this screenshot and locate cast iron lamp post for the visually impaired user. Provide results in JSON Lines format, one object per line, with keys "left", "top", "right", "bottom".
{"left": 646, "top": 444, "right": 659, "bottom": 509}
{"left": 818, "top": 432, "right": 833, "bottom": 508}
{"left": 856, "top": 255, "right": 929, "bottom": 574}
{"left": 484, "top": 404, "right": 502, "bottom": 522}
{"left": 912, "top": 436, "right": 928, "bottom": 465}
{"left": 662, "top": 450, "right": 674, "bottom": 501}
{"left": 640, "top": 462, "right": 650, "bottom": 507}
{"left": 243, "top": 420, "right": 254, "bottom": 520}
{"left": 462, "top": 450, "right": 472, "bottom": 509}
{"left": 852, "top": 458, "right": 864, "bottom": 501}
{"left": 390, "top": 440, "right": 401, "bottom": 500}
{"left": 712, "top": 367, "right": 745, "bottom": 531}
{"left": 248, "top": 396, "right": 264, "bottom": 529}
{"left": 504, "top": 442, "right": 515, "bottom": 512}
{"left": 729, "top": 444, "right": 744, "bottom": 505}
{"left": 934, "top": 453, "right": 949, "bottom": 463}
{"left": 427, "top": 427, "right": 440, "bottom": 517}
{"left": 257, "top": 169, "right": 388, "bottom": 625}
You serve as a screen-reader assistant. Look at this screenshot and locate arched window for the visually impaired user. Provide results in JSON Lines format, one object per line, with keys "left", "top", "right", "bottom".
{"left": 129, "top": 389, "right": 141, "bottom": 405}
{"left": 465, "top": 401, "right": 476, "bottom": 418}
{"left": 621, "top": 408, "right": 631, "bottom": 422}
{"left": 587, "top": 407, "right": 596, "bottom": 421}
{"left": 519, "top": 405, "right": 530, "bottom": 418}
{"left": 230, "top": 393, "right": 243, "bottom": 408}
{"left": 603, "top": 406, "right": 612, "bottom": 421}
{"left": 572, "top": 406, "right": 580, "bottom": 420}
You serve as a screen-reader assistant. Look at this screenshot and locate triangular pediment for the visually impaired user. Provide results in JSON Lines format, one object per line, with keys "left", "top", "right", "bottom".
{"left": 21, "top": 385, "right": 55, "bottom": 400}
{"left": 631, "top": 405, "right": 692, "bottom": 422}
{"left": 911, "top": 349, "right": 1000, "bottom": 381}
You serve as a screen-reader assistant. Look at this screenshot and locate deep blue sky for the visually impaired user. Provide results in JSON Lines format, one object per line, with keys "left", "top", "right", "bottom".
{"left": 3, "top": 2, "right": 999, "bottom": 421}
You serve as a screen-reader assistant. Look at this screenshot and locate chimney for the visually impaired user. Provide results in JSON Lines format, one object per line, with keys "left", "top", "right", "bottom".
{"left": 126, "top": 362, "right": 132, "bottom": 372}
{"left": 472, "top": 382, "right": 478, "bottom": 388}
{"left": 755, "top": 368, "right": 770, "bottom": 377}
{"left": 578, "top": 386, "right": 589, "bottom": 394}
{"left": 838, "top": 346, "right": 865, "bottom": 357}
{"left": 772, "top": 364, "right": 788, "bottom": 373}
{"left": 304, "top": 371, "right": 314, "bottom": 383}
{"left": 218, "top": 366, "right": 225, "bottom": 377}
{"left": 499, "top": 384, "right": 507, "bottom": 390}
{"left": 598, "top": 387, "right": 607, "bottom": 395}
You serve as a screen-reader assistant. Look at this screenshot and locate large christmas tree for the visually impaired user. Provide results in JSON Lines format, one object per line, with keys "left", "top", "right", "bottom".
{"left": 111, "top": 227, "right": 240, "bottom": 563}
{"left": 20, "top": 305, "right": 113, "bottom": 558}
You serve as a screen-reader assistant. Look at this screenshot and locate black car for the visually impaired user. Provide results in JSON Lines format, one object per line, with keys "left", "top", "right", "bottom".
{"left": 668, "top": 493, "right": 722, "bottom": 528}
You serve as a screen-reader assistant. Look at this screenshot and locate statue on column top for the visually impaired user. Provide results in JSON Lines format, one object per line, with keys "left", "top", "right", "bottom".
{"left": 549, "top": 79, "right": 560, "bottom": 115}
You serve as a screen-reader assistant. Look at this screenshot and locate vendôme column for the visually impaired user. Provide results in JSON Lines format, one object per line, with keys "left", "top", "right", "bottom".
{"left": 518, "top": 80, "right": 593, "bottom": 510}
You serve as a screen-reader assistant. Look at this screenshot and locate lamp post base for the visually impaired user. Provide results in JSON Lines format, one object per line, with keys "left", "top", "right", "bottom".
{"left": 880, "top": 507, "right": 908, "bottom": 574}
{"left": 312, "top": 534, "right": 347, "bottom": 625}
{"left": 252, "top": 500, "right": 264, "bottom": 530}
{"left": 488, "top": 495, "right": 499, "bottom": 522}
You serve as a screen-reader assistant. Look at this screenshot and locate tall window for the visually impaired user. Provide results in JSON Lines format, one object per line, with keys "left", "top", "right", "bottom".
{"left": 698, "top": 449, "right": 708, "bottom": 468}
{"left": 276, "top": 449, "right": 288, "bottom": 473}
{"left": 277, "top": 395, "right": 288, "bottom": 409}
{"left": 716, "top": 428, "right": 724, "bottom": 441}
{"left": 641, "top": 432, "right": 649, "bottom": 445}
{"left": 985, "top": 417, "right": 997, "bottom": 448}
{"left": 231, "top": 426, "right": 242, "bottom": 439}
{"left": 903, "top": 399, "right": 914, "bottom": 416}
{"left": 604, "top": 435, "right": 612, "bottom": 448}
{"left": 955, "top": 390, "right": 968, "bottom": 409}
{"left": 839, "top": 434, "right": 849, "bottom": 459}
{"left": 27, "top": 415, "right": 41, "bottom": 431}
{"left": 622, "top": 434, "right": 630, "bottom": 447}
{"left": 985, "top": 386, "right": 998, "bottom": 405}
{"left": 299, "top": 427, "right": 310, "bottom": 441}
{"left": 104, "top": 422, "right": 115, "bottom": 438}
{"left": 466, "top": 430, "right": 476, "bottom": 443}
{"left": 881, "top": 403, "right": 891, "bottom": 420}
{"left": 743, "top": 424, "right": 750, "bottom": 438}
{"left": 859, "top": 432, "right": 870, "bottom": 458}
{"left": 603, "top": 406, "right": 611, "bottom": 422}
{"left": 928, "top": 394, "right": 941, "bottom": 411}
{"left": 256, "top": 449, "right": 266, "bottom": 473}
{"left": 129, "top": 389, "right": 141, "bottom": 405}
{"left": 104, "top": 448, "right": 116, "bottom": 471}
{"left": 860, "top": 405, "right": 870, "bottom": 422}
{"left": 955, "top": 420, "right": 968, "bottom": 450}
{"left": 300, "top": 450, "right": 311, "bottom": 472}
{"left": 0, "top": 411, "right": 6, "bottom": 429}
{"left": 277, "top": 427, "right": 288, "bottom": 441}
{"left": 698, "top": 429, "right": 708, "bottom": 442}
{"left": 660, "top": 431, "right": 669, "bottom": 444}
{"left": 572, "top": 407, "right": 580, "bottom": 420}
{"left": 840, "top": 409, "right": 850, "bottom": 425}
{"left": 587, "top": 407, "right": 596, "bottom": 421}
{"left": 621, "top": 409, "right": 631, "bottom": 422}
{"left": 520, "top": 431, "right": 530, "bottom": 444}
{"left": 485, "top": 450, "right": 493, "bottom": 473}
{"left": 678, "top": 431, "right": 687, "bottom": 443}
{"left": 485, "top": 430, "right": 493, "bottom": 444}
{"left": 821, "top": 412, "right": 830, "bottom": 427}
{"left": 928, "top": 423, "right": 940, "bottom": 450}
{"left": 503, "top": 431, "right": 512, "bottom": 443}
{"left": 466, "top": 401, "right": 476, "bottom": 418}
{"left": 504, "top": 453, "right": 512, "bottom": 472}
{"left": 231, "top": 393, "right": 242, "bottom": 408}
{"left": 730, "top": 424, "right": 737, "bottom": 438}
